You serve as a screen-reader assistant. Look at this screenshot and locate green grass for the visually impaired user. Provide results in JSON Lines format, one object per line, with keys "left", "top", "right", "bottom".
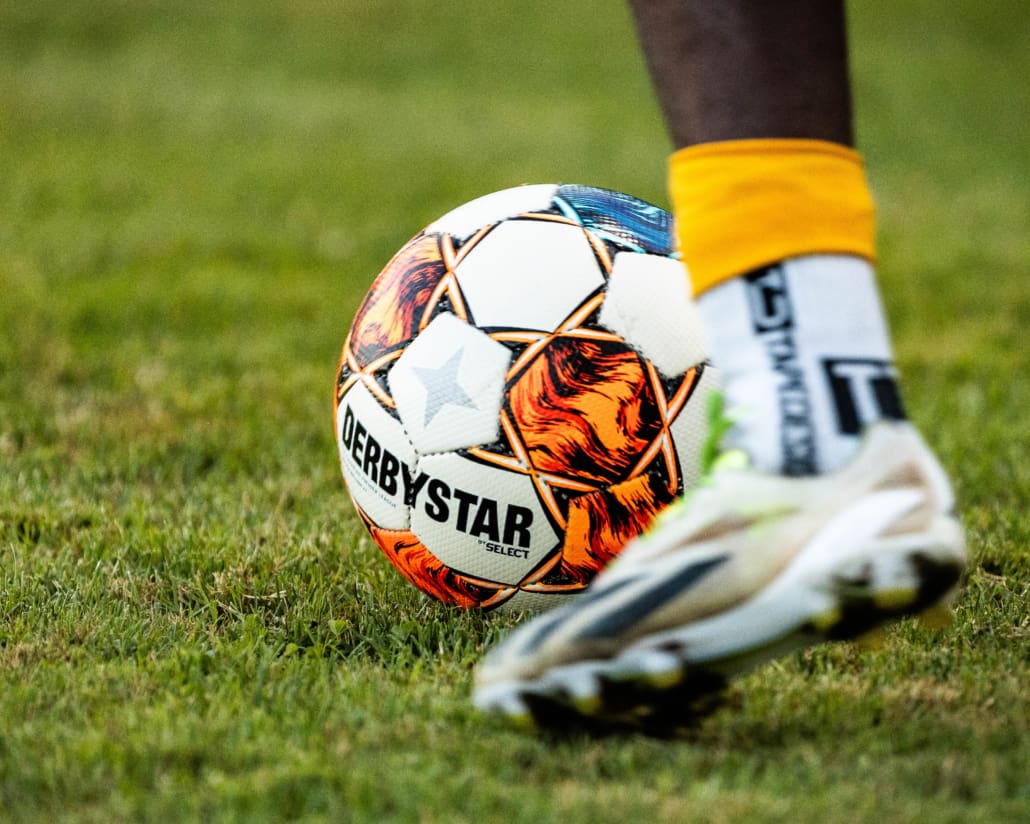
{"left": 1, "top": 1, "right": 1028, "bottom": 821}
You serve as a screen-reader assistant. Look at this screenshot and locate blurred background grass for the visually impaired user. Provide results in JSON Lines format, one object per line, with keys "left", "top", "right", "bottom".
{"left": 1, "top": 1, "right": 1027, "bottom": 821}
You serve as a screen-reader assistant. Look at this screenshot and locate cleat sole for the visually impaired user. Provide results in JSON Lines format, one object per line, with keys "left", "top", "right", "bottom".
{"left": 477, "top": 541, "right": 964, "bottom": 735}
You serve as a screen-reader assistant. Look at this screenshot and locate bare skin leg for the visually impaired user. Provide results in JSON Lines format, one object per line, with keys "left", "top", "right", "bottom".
{"left": 627, "top": 0, "right": 854, "bottom": 148}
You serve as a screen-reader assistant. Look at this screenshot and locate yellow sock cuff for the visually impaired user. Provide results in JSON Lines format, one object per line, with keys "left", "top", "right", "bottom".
{"left": 668, "top": 138, "right": 877, "bottom": 295}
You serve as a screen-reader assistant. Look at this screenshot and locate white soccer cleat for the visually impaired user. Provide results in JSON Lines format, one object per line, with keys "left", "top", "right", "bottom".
{"left": 473, "top": 421, "right": 967, "bottom": 734}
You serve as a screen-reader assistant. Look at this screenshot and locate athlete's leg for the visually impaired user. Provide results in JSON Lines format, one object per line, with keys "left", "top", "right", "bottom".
{"left": 634, "top": 0, "right": 895, "bottom": 475}
{"left": 473, "top": 0, "right": 967, "bottom": 733}
{"left": 629, "top": 0, "right": 853, "bottom": 147}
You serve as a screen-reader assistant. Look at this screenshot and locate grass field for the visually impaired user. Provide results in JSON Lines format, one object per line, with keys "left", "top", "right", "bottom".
{"left": 1, "top": 1, "right": 1028, "bottom": 821}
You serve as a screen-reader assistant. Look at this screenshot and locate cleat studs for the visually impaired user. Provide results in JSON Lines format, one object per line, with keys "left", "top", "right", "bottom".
{"left": 571, "top": 694, "right": 603, "bottom": 716}
{"left": 872, "top": 587, "right": 917, "bottom": 610}
{"left": 609, "top": 649, "right": 684, "bottom": 688}
{"left": 473, "top": 683, "right": 534, "bottom": 723}
{"left": 507, "top": 711, "right": 539, "bottom": 733}
{"left": 918, "top": 603, "right": 954, "bottom": 630}
{"left": 544, "top": 663, "right": 603, "bottom": 713}
{"left": 810, "top": 606, "right": 842, "bottom": 633}
{"left": 855, "top": 625, "right": 889, "bottom": 651}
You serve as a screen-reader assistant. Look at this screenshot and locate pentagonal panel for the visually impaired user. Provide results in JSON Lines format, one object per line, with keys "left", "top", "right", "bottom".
{"left": 389, "top": 313, "right": 511, "bottom": 454}
{"left": 454, "top": 220, "right": 604, "bottom": 331}
{"left": 336, "top": 382, "right": 416, "bottom": 530}
{"left": 410, "top": 453, "right": 561, "bottom": 585}
{"left": 424, "top": 184, "right": 558, "bottom": 241}
{"left": 599, "top": 251, "right": 708, "bottom": 378}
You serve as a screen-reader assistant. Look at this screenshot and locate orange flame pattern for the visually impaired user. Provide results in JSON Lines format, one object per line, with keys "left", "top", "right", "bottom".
{"left": 366, "top": 519, "right": 503, "bottom": 609}
{"left": 553, "top": 467, "right": 668, "bottom": 585}
{"left": 347, "top": 234, "right": 446, "bottom": 368}
{"left": 508, "top": 336, "right": 661, "bottom": 486}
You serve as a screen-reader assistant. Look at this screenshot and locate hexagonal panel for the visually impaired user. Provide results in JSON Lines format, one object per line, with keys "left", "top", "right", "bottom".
{"left": 454, "top": 220, "right": 605, "bottom": 331}
{"left": 499, "top": 589, "right": 582, "bottom": 614}
{"left": 668, "top": 364, "right": 720, "bottom": 491}
{"left": 388, "top": 312, "right": 511, "bottom": 454}
{"left": 410, "top": 453, "right": 561, "bottom": 585}
{"left": 336, "top": 381, "right": 416, "bottom": 530}
{"left": 424, "top": 184, "right": 558, "bottom": 241}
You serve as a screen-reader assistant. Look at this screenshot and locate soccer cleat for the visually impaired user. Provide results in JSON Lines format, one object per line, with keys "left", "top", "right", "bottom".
{"left": 473, "top": 421, "right": 967, "bottom": 733}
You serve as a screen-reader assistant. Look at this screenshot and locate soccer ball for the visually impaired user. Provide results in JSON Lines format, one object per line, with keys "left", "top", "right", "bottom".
{"left": 334, "top": 184, "right": 715, "bottom": 612}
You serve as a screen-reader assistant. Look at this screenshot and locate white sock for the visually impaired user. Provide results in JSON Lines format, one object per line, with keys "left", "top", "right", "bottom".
{"left": 697, "top": 254, "right": 906, "bottom": 475}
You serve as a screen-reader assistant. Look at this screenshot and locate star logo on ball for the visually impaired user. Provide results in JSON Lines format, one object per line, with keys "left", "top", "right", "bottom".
{"left": 413, "top": 347, "right": 478, "bottom": 426}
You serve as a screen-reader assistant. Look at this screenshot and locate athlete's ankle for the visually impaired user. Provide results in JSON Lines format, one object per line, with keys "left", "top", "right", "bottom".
{"left": 698, "top": 254, "right": 905, "bottom": 475}
{"left": 667, "top": 139, "right": 898, "bottom": 475}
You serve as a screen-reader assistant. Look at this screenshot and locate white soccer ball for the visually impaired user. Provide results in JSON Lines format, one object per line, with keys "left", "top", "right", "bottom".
{"left": 334, "top": 184, "right": 716, "bottom": 612}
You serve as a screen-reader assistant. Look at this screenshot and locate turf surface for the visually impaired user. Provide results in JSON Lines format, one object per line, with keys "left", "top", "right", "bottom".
{"left": 1, "top": 1, "right": 1028, "bottom": 821}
